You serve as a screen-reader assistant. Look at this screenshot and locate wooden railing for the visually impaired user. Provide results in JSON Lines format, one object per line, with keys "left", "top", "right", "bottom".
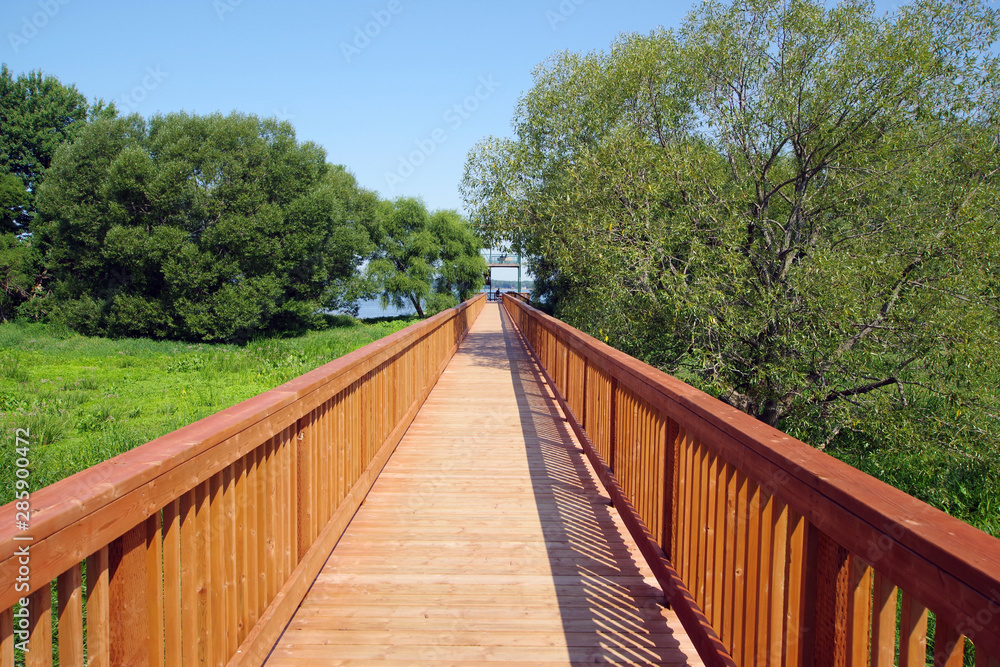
{"left": 0, "top": 294, "right": 485, "bottom": 667}
{"left": 502, "top": 295, "right": 1000, "bottom": 667}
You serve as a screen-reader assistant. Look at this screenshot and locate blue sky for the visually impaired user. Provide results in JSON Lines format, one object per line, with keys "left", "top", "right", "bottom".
{"left": 2, "top": 0, "right": 904, "bottom": 218}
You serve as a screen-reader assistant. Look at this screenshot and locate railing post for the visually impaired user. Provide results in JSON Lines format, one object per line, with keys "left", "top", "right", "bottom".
{"left": 109, "top": 523, "right": 149, "bottom": 666}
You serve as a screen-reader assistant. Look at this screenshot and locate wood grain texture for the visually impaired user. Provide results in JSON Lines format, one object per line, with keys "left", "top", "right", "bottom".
{"left": 264, "top": 304, "right": 703, "bottom": 666}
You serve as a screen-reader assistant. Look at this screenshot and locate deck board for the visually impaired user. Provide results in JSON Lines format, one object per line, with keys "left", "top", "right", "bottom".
{"left": 263, "top": 304, "right": 703, "bottom": 666}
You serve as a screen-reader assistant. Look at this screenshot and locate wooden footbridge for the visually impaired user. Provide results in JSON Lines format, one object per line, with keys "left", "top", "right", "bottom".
{"left": 2, "top": 295, "right": 999, "bottom": 665}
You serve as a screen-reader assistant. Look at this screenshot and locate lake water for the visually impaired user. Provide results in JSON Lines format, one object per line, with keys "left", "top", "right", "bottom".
{"left": 349, "top": 289, "right": 510, "bottom": 319}
{"left": 355, "top": 298, "right": 416, "bottom": 319}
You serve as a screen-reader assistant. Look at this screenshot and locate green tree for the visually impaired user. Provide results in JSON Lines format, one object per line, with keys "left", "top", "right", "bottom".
{"left": 0, "top": 65, "right": 102, "bottom": 320}
{"left": 35, "top": 112, "right": 375, "bottom": 341}
{"left": 0, "top": 65, "right": 94, "bottom": 232}
{"left": 366, "top": 198, "right": 486, "bottom": 317}
{"left": 462, "top": 0, "right": 1000, "bottom": 519}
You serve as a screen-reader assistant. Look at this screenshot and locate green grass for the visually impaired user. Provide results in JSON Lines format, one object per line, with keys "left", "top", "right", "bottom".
{"left": 0, "top": 316, "right": 419, "bottom": 506}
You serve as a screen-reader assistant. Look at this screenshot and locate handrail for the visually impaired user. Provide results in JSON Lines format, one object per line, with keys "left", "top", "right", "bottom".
{"left": 502, "top": 294, "right": 1000, "bottom": 667}
{"left": 0, "top": 293, "right": 485, "bottom": 666}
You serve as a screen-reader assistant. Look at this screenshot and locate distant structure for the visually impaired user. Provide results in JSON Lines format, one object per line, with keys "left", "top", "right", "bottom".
{"left": 484, "top": 251, "right": 522, "bottom": 293}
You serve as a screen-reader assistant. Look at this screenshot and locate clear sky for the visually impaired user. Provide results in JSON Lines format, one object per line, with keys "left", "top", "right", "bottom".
{"left": 2, "top": 0, "right": 904, "bottom": 217}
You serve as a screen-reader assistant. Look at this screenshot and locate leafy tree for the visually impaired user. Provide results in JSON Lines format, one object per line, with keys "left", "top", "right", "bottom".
{"left": 0, "top": 65, "right": 102, "bottom": 320}
{"left": 366, "top": 198, "right": 486, "bottom": 317}
{"left": 0, "top": 65, "right": 94, "bottom": 232}
{"left": 462, "top": 0, "right": 1000, "bottom": 517}
{"left": 35, "top": 112, "right": 375, "bottom": 342}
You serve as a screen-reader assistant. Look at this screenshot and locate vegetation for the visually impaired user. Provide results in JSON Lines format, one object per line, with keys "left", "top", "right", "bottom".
{"left": 366, "top": 197, "right": 487, "bottom": 317}
{"left": 463, "top": 0, "right": 1000, "bottom": 534}
{"left": 0, "top": 316, "right": 417, "bottom": 506}
{"left": 0, "top": 66, "right": 485, "bottom": 339}
{"left": 33, "top": 112, "right": 377, "bottom": 342}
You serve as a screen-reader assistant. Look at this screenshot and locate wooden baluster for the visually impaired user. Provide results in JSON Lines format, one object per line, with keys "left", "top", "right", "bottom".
{"left": 731, "top": 472, "right": 749, "bottom": 664}
{"left": 145, "top": 513, "right": 164, "bottom": 667}
{"left": 743, "top": 480, "right": 762, "bottom": 665}
{"left": 899, "top": 590, "right": 929, "bottom": 667}
{"left": 233, "top": 456, "right": 248, "bottom": 646}
{"left": 222, "top": 466, "right": 238, "bottom": 659}
{"left": 179, "top": 490, "right": 197, "bottom": 665}
{"left": 712, "top": 455, "right": 730, "bottom": 636}
{"left": 755, "top": 488, "right": 774, "bottom": 666}
{"left": 766, "top": 497, "right": 789, "bottom": 666}
{"left": 870, "top": 571, "right": 898, "bottom": 667}
{"left": 846, "top": 556, "right": 872, "bottom": 667}
{"left": 246, "top": 448, "right": 260, "bottom": 630}
{"left": 932, "top": 619, "right": 965, "bottom": 667}
{"left": 86, "top": 546, "right": 110, "bottom": 667}
{"left": 784, "top": 511, "right": 810, "bottom": 667}
{"left": 109, "top": 524, "right": 148, "bottom": 666}
{"left": 26, "top": 584, "right": 51, "bottom": 667}
{"left": 194, "top": 480, "right": 212, "bottom": 666}
{"left": 57, "top": 564, "right": 84, "bottom": 667}
{"left": 0, "top": 607, "right": 11, "bottom": 667}
{"left": 163, "top": 499, "right": 182, "bottom": 666}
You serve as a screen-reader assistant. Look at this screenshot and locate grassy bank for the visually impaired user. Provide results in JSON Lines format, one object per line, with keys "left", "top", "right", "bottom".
{"left": 0, "top": 317, "right": 418, "bottom": 506}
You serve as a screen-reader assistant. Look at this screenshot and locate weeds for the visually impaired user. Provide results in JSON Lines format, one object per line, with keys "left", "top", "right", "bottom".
{"left": 0, "top": 317, "right": 418, "bottom": 505}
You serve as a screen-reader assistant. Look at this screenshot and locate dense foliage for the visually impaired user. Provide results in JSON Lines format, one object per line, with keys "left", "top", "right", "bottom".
{"left": 366, "top": 197, "right": 487, "bottom": 317}
{"left": 462, "top": 0, "right": 1000, "bottom": 530}
{"left": 0, "top": 65, "right": 106, "bottom": 321}
{"left": 31, "top": 112, "right": 377, "bottom": 342}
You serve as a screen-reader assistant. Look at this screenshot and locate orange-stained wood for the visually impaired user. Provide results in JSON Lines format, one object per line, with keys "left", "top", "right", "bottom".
{"left": 870, "top": 571, "right": 898, "bottom": 667}
{"left": 0, "top": 608, "right": 11, "bottom": 667}
{"left": 933, "top": 620, "right": 965, "bottom": 667}
{"left": 57, "top": 565, "right": 84, "bottom": 667}
{"left": 899, "top": 590, "right": 929, "bottom": 667}
{"left": 85, "top": 546, "right": 109, "bottom": 667}
{"left": 108, "top": 524, "right": 147, "bottom": 667}
{"left": 263, "top": 303, "right": 705, "bottom": 667}
{"left": 162, "top": 500, "right": 181, "bottom": 666}
{"left": 25, "top": 585, "right": 50, "bottom": 667}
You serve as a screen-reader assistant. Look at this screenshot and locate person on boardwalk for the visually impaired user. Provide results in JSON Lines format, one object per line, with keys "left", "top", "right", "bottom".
{"left": 495, "top": 288, "right": 501, "bottom": 301}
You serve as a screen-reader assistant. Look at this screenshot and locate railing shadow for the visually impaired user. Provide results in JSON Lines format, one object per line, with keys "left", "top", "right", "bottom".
{"left": 490, "top": 305, "right": 695, "bottom": 664}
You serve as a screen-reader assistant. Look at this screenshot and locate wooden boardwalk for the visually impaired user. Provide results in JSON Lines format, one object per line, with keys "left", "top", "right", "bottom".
{"left": 264, "top": 304, "right": 703, "bottom": 665}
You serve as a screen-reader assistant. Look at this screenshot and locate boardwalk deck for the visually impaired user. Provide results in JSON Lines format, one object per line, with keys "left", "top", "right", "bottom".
{"left": 263, "top": 304, "right": 704, "bottom": 666}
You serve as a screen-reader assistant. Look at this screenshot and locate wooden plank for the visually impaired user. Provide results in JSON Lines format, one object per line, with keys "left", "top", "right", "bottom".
{"left": 145, "top": 513, "right": 164, "bottom": 667}
{"left": 932, "top": 618, "right": 965, "bottom": 667}
{"left": 847, "top": 556, "right": 872, "bottom": 667}
{"left": 233, "top": 301, "right": 484, "bottom": 666}
{"left": 194, "top": 481, "right": 211, "bottom": 666}
{"left": 57, "top": 564, "right": 84, "bottom": 667}
{"left": 0, "top": 607, "right": 11, "bottom": 667}
{"left": 501, "top": 300, "right": 1000, "bottom": 659}
{"left": 0, "top": 296, "right": 486, "bottom": 614}
{"left": 209, "top": 472, "right": 225, "bottom": 666}
{"left": 767, "top": 498, "right": 788, "bottom": 666}
{"left": 899, "top": 590, "right": 929, "bottom": 666}
{"left": 85, "top": 546, "right": 109, "bottom": 667}
{"left": 108, "top": 524, "right": 147, "bottom": 667}
{"left": 870, "top": 570, "right": 898, "bottom": 667}
{"left": 162, "top": 500, "right": 181, "bottom": 667}
{"left": 262, "top": 303, "right": 709, "bottom": 667}
{"left": 178, "top": 491, "right": 197, "bottom": 665}
{"left": 25, "top": 585, "right": 51, "bottom": 667}
{"left": 222, "top": 466, "right": 237, "bottom": 659}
